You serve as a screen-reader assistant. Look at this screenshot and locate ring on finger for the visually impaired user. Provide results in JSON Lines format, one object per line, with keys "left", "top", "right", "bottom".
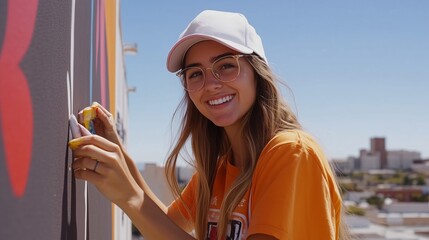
{"left": 93, "top": 160, "right": 100, "bottom": 172}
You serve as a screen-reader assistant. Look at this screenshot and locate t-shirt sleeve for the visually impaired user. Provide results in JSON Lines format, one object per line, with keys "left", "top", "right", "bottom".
{"left": 167, "top": 173, "right": 198, "bottom": 224}
{"left": 247, "top": 133, "right": 341, "bottom": 239}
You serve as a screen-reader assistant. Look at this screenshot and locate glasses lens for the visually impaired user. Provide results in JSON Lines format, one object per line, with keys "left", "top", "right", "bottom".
{"left": 212, "top": 56, "right": 240, "bottom": 82}
{"left": 180, "top": 67, "right": 204, "bottom": 91}
{"left": 177, "top": 55, "right": 242, "bottom": 92}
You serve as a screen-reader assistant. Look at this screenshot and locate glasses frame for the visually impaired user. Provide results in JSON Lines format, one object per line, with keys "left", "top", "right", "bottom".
{"left": 176, "top": 54, "right": 247, "bottom": 92}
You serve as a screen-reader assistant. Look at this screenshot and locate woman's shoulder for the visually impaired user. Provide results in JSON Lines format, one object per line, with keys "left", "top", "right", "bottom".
{"left": 257, "top": 129, "right": 332, "bottom": 171}
{"left": 256, "top": 129, "right": 335, "bottom": 181}
{"left": 262, "top": 129, "right": 321, "bottom": 154}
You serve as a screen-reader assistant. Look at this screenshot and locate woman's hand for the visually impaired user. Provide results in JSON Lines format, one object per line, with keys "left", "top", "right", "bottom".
{"left": 69, "top": 134, "right": 143, "bottom": 210}
{"left": 76, "top": 102, "right": 146, "bottom": 204}
{"left": 78, "top": 102, "right": 122, "bottom": 148}
{"left": 69, "top": 128, "right": 193, "bottom": 240}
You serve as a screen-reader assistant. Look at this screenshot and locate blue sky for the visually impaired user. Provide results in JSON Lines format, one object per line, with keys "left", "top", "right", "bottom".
{"left": 120, "top": 1, "right": 429, "bottom": 166}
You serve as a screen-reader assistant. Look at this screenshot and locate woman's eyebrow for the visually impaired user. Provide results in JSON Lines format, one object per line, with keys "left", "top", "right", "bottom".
{"left": 209, "top": 52, "right": 235, "bottom": 62}
{"left": 184, "top": 52, "right": 235, "bottom": 69}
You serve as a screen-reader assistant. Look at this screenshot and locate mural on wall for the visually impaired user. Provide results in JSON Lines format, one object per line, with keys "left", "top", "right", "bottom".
{"left": 0, "top": 0, "right": 131, "bottom": 239}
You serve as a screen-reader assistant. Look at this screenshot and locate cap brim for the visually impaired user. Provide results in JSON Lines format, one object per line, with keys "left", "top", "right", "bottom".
{"left": 166, "top": 34, "right": 253, "bottom": 73}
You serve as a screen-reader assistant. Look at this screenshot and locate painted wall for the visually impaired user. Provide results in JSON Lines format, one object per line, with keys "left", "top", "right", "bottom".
{"left": 0, "top": 0, "right": 131, "bottom": 239}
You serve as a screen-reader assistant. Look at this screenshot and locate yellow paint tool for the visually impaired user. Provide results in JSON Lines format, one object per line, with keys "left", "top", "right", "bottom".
{"left": 82, "top": 102, "right": 98, "bottom": 133}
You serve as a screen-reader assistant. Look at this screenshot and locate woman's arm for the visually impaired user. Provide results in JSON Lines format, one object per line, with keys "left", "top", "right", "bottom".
{"left": 120, "top": 148, "right": 168, "bottom": 212}
{"left": 70, "top": 134, "right": 194, "bottom": 239}
{"left": 75, "top": 103, "right": 193, "bottom": 238}
{"left": 125, "top": 192, "right": 194, "bottom": 240}
{"left": 79, "top": 103, "right": 166, "bottom": 211}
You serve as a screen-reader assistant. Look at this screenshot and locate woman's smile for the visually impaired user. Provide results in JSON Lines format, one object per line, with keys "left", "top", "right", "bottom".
{"left": 207, "top": 94, "right": 235, "bottom": 106}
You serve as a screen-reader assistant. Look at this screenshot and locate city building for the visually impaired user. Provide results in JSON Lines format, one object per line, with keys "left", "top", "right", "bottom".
{"left": 360, "top": 150, "right": 381, "bottom": 171}
{"left": 387, "top": 150, "right": 421, "bottom": 170}
{"left": 354, "top": 137, "right": 423, "bottom": 172}
{"left": 411, "top": 159, "right": 429, "bottom": 176}
{"left": 140, "top": 163, "right": 194, "bottom": 206}
{"left": 371, "top": 137, "right": 388, "bottom": 169}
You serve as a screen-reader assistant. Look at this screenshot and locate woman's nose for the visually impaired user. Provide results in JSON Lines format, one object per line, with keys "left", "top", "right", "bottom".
{"left": 204, "top": 69, "right": 222, "bottom": 89}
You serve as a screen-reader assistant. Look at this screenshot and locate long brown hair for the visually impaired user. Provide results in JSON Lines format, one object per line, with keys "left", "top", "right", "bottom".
{"left": 165, "top": 55, "right": 350, "bottom": 239}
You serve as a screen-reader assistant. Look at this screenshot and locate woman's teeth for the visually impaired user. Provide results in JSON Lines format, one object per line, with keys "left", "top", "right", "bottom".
{"left": 209, "top": 95, "right": 233, "bottom": 106}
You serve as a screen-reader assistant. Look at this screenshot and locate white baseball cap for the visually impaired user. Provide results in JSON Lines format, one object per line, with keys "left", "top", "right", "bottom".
{"left": 166, "top": 10, "right": 267, "bottom": 73}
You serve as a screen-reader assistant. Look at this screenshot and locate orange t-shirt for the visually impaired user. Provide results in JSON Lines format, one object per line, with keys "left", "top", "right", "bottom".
{"left": 168, "top": 130, "right": 342, "bottom": 239}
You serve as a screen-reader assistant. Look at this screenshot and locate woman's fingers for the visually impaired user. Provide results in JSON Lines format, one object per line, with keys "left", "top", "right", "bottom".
{"left": 77, "top": 108, "right": 84, "bottom": 123}
{"left": 94, "top": 107, "right": 114, "bottom": 130}
{"left": 93, "top": 103, "right": 117, "bottom": 133}
{"left": 77, "top": 102, "right": 103, "bottom": 125}
{"left": 74, "top": 167, "right": 103, "bottom": 183}
{"left": 79, "top": 123, "right": 92, "bottom": 136}
{"left": 69, "top": 135, "right": 124, "bottom": 180}
{"left": 69, "top": 131, "right": 142, "bottom": 208}
{"left": 72, "top": 144, "right": 119, "bottom": 166}
{"left": 94, "top": 102, "right": 112, "bottom": 117}
{"left": 73, "top": 157, "right": 105, "bottom": 174}
{"left": 76, "top": 102, "right": 118, "bottom": 139}
{"left": 69, "top": 134, "right": 118, "bottom": 152}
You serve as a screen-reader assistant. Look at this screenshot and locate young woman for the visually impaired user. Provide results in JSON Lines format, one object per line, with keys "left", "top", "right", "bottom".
{"left": 70, "top": 10, "right": 349, "bottom": 240}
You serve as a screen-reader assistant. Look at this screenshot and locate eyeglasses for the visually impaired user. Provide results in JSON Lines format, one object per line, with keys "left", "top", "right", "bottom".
{"left": 176, "top": 54, "right": 246, "bottom": 92}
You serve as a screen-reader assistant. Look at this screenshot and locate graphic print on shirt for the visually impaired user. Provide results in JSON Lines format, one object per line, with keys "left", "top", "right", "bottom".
{"left": 206, "top": 209, "right": 248, "bottom": 240}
